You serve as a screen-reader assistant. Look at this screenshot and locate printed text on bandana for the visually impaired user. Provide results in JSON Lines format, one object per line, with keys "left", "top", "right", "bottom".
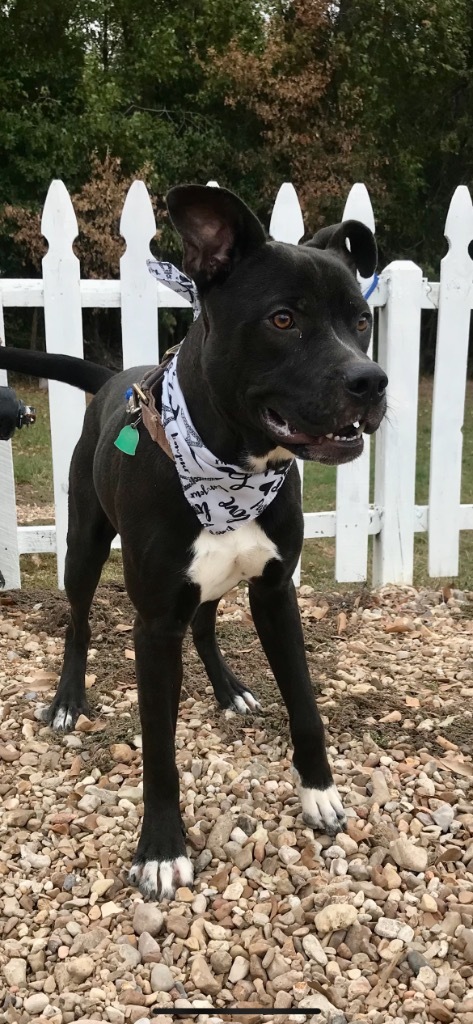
{"left": 161, "top": 356, "right": 292, "bottom": 534}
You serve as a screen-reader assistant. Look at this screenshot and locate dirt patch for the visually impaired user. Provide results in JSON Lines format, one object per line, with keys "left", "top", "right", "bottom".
{"left": 4, "top": 581, "right": 473, "bottom": 757}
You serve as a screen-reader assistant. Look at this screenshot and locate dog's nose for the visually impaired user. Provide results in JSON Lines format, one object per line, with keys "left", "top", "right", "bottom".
{"left": 344, "top": 363, "right": 388, "bottom": 404}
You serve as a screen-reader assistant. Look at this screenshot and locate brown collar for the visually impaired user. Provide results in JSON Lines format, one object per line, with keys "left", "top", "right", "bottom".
{"left": 131, "top": 344, "right": 181, "bottom": 461}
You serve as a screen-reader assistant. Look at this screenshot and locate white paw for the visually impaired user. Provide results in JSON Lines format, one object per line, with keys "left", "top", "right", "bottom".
{"left": 51, "top": 707, "right": 74, "bottom": 731}
{"left": 129, "top": 855, "right": 194, "bottom": 900}
{"left": 298, "top": 782, "right": 347, "bottom": 836}
{"left": 233, "top": 691, "right": 262, "bottom": 714}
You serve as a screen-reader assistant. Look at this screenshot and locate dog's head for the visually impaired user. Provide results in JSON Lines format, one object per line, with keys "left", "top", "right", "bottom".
{"left": 167, "top": 184, "right": 387, "bottom": 467}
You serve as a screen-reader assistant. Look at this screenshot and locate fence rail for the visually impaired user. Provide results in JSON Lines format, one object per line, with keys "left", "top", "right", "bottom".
{"left": 1, "top": 178, "right": 472, "bottom": 591}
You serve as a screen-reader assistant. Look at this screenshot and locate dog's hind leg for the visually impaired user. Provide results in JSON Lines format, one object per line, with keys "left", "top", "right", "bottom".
{"left": 43, "top": 459, "right": 116, "bottom": 731}
{"left": 191, "top": 600, "right": 261, "bottom": 714}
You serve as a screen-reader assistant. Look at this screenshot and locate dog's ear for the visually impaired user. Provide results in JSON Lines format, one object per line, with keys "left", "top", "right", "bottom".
{"left": 166, "top": 185, "right": 266, "bottom": 289}
{"left": 305, "top": 220, "right": 377, "bottom": 278}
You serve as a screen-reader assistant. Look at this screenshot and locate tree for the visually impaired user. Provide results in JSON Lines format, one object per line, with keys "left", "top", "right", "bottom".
{"left": 210, "top": 0, "right": 364, "bottom": 228}
{"left": 0, "top": 0, "right": 88, "bottom": 204}
{"left": 332, "top": 0, "right": 473, "bottom": 272}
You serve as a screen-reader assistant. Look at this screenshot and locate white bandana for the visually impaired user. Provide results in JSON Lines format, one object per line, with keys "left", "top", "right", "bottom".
{"left": 161, "top": 356, "right": 293, "bottom": 535}
{"left": 147, "top": 259, "right": 201, "bottom": 320}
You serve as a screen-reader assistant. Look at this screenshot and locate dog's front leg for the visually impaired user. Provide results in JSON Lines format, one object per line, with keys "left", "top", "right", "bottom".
{"left": 129, "top": 613, "right": 193, "bottom": 901}
{"left": 249, "top": 578, "right": 346, "bottom": 836}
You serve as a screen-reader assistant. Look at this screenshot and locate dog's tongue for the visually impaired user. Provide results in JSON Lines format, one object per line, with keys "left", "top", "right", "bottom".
{"left": 265, "top": 410, "right": 327, "bottom": 445}
{"left": 284, "top": 429, "right": 326, "bottom": 445}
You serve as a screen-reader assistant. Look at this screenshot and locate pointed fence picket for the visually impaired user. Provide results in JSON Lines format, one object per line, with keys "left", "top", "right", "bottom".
{"left": 269, "top": 184, "right": 305, "bottom": 587}
{"left": 335, "top": 184, "right": 377, "bottom": 582}
{"left": 1, "top": 177, "right": 473, "bottom": 591}
{"left": 373, "top": 260, "right": 423, "bottom": 585}
{"left": 120, "top": 181, "right": 160, "bottom": 369}
{"left": 0, "top": 299, "right": 21, "bottom": 590}
{"left": 41, "top": 181, "right": 86, "bottom": 589}
{"left": 428, "top": 187, "right": 473, "bottom": 577}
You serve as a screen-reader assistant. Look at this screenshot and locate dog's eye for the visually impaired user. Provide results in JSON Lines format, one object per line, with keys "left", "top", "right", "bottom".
{"left": 357, "top": 315, "right": 370, "bottom": 332}
{"left": 271, "top": 311, "right": 294, "bottom": 330}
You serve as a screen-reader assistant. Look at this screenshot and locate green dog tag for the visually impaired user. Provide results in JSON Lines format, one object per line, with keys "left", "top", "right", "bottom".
{"left": 114, "top": 425, "right": 139, "bottom": 456}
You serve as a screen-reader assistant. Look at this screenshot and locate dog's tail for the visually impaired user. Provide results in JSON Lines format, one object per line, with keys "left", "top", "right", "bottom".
{"left": 0, "top": 348, "right": 115, "bottom": 395}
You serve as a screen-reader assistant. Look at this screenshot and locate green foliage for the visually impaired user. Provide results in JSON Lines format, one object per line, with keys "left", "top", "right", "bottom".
{"left": 332, "top": 0, "right": 473, "bottom": 272}
{"left": 1, "top": 0, "right": 473, "bottom": 316}
{"left": 0, "top": 0, "right": 87, "bottom": 201}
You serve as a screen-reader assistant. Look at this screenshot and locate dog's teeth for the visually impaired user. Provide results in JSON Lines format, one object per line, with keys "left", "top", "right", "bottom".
{"left": 334, "top": 435, "right": 341, "bottom": 441}
{"left": 353, "top": 420, "right": 360, "bottom": 429}
{"left": 325, "top": 433, "right": 333, "bottom": 440}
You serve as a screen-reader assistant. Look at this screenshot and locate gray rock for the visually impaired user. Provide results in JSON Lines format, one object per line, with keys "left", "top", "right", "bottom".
{"left": 190, "top": 955, "right": 220, "bottom": 996}
{"left": 48, "top": 936, "right": 63, "bottom": 954}
{"left": 236, "top": 814, "right": 256, "bottom": 835}
{"left": 3, "top": 958, "right": 27, "bottom": 987}
{"left": 299, "top": 993, "right": 347, "bottom": 1023}
{"left": 118, "top": 944, "right": 141, "bottom": 968}
{"left": 133, "top": 903, "right": 164, "bottom": 937}
{"left": 67, "top": 955, "right": 95, "bottom": 983}
{"left": 347, "top": 859, "right": 371, "bottom": 880}
{"left": 370, "top": 769, "right": 391, "bottom": 806}
{"left": 210, "top": 950, "right": 232, "bottom": 975}
{"left": 54, "top": 962, "right": 72, "bottom": 994}
{"left": 207, "top": 813, "right": 234, "bottom": 857}
{"left": 302, "top": 933, "right": 328, "bottom": 966}
{"left": 77, "top": 793, "right": 102, "bottom": 814}
{"left": 63, "top": 873, "right": 78, "bottom": 891}
{"left": 390, "top": 837, "right": 428, "bottom": 872}
{"left": 442, "top": 910, "right": 462, "bottom": 936}
{"left": 418, "top": 965, "right": 437, "bottom": 989}
{"left": 228, "top": 955, "right": 249, "bottom": 983}
{"left": 28, "top": 949, "right": 46, "bottom": 973}
{"left": 224, "top": 840, "right": 243, "bottom": 861}
{"left": 267, "top": 952, "right": 290, "bottom": 981}
{"left": 84, "top": 784, "right": 118, "bottom": 805}
{"left": 374, "top": 918, "right": 414, "bottom": 942}
{"left": 138, "top": 931, "right": 159, "bottom": 956}
{"left": 118, "top": 785, "right": 143, "bottom": 804}
{"left": 463, "top": 929, "right": 473, "bottom": 965}
{"left": 233, "top": 845, "right": 254, "bottom": 870}
{"left": 431, "top": 803, "right": 455, "bottom": 832}
{"left": 194, "top": 849, "right": 213, "bottom": 873}
{"left": 344, "top": 922, "right": 372, "bottom": 955}
{"left": 70, "top": 927, "right": 109, "bottom": 955}
{"left": 150, "top": 963, "right": 175, "bottom": 992}
{"left": 191, "top": 894, "right": 207, "bottom": 915}
{"left": 315, "top": 903, "right": 358, "bottom": 934}
{"left": 407, "top": 950, "right": 430, "bottom": 975}
{"left": 23, "top": 993, "right": 49, "bottom": 1014}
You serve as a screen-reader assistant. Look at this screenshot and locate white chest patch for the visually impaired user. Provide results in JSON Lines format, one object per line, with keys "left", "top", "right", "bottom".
{"left": 188, "top": 521, "right": 280, "bottom": 603}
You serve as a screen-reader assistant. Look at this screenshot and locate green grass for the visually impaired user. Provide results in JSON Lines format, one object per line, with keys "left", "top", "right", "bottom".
{"left": 10, "top": 377, "right": 473, "bottom": 591}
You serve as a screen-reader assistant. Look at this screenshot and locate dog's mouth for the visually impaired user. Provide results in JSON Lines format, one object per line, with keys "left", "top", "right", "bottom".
{"left": 262, "top": 408, "right": 365, "bottom": 463}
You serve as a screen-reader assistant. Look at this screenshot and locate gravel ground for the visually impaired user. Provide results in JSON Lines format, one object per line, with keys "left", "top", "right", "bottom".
{"left": 0, "top": 581, "right": 472, "bottom": 1024}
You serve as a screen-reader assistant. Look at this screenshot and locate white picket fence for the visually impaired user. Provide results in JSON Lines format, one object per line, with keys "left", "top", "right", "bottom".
{"left": 1, "top": 178, "right": 473, "bottom": 591}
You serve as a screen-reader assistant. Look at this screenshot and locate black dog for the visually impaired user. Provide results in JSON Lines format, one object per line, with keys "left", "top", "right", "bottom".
{"left": 0, "top": 385, "right": 36, "bottom": 441}
{"left": 1, "top": 185, "right": 387, "bottom": 900}
{"left": 0, "top": 385, "right": 36, "bottom": 588}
